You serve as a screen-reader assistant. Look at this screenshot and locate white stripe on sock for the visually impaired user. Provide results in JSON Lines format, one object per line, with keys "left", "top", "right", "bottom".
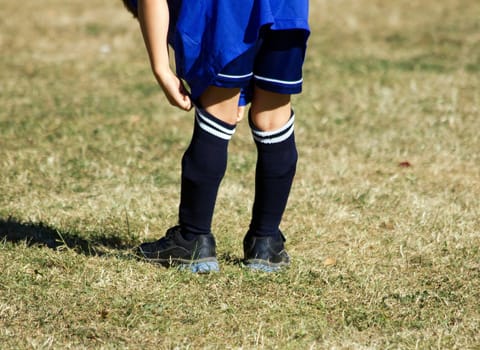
{"left": 196, "top": 108, "right": 236, "bottom": 135}
{"left": 195, "top": 110, "right": 235, "bottom": 140}
{"left": 252, "top": 125, "right": 295, "bottom": 144}
{"left": 251, "top": 114, "right": 295, "bottom": 138}
{"left": 196, "top": 116, "right": 233, "bottom": 140}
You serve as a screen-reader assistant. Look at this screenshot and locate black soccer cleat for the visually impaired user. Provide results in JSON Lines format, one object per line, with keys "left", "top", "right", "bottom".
{"left": 243, "top": 232, "right": 290, "bottom": 272}
{"left": 137, "top": 226, "right": 219, "bottom": 273}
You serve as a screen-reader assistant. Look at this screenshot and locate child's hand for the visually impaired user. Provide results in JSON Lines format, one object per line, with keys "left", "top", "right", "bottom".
{"left": 157, "top": 69, "right": 192, "bottom": 111}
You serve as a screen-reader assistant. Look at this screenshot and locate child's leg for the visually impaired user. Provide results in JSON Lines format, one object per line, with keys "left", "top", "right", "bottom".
{"left": 243, "top": 29, "right": 307, "bottom": 271}
{"left": 138, "top": 52, "right": 252, "bottom": 271}
{"left": 137, "top": 87, "right": 240, "bottom": 272}
{"left": 179, "top": 86, "right": 240, "bottom": 236}
{"left": 179, "top": 45, "right": 258, "bottom": 236}
{"left": 247, "top": 29, "right": 306, "bottom": 238}
{"left": 248, "top": 86, "right": 297, "bottom": 238}
{"left": 243, "top": 88, "right": 296, "bottom": 271}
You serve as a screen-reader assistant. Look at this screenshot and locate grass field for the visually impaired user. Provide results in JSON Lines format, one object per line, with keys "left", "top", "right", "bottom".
{"left": 1, "top": 0, "right": 479, "bottom": 348}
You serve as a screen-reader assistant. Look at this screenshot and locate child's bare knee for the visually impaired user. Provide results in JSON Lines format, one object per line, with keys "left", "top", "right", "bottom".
{"left": 250, "top": 88, "right": 291, "bottom": 131}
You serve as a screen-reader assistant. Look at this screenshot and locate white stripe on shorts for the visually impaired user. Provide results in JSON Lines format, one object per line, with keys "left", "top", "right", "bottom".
{"left": 254, "top": 75, "right": 303, "bottom": 85}
{"left": 217, "top": 72, "right": 254, "bottom": 80}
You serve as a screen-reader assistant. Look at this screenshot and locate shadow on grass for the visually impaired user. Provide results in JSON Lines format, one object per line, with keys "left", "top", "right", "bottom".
{"left": 0, "top": 217, "right": 248, "bottom": 267}
{"left": 0, "top": 216, "right": 135, "bottom": 256}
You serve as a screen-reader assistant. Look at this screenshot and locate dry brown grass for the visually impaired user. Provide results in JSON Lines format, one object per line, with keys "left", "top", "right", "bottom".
{"left": 1, "top": 0, "right": 479, "bottom": 348}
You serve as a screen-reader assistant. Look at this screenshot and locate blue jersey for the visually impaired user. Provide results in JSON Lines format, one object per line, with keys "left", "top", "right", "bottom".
{"left": 130, "top": 0, "right": 310, "bottom": 99}
{"left": 173, "top": 0, "right": 309, "bottom": 99}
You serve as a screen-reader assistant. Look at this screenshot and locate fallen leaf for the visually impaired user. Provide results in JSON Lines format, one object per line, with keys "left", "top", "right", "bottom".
{"left": 399, "top": 161, "right": 412, "bottom": 168}
{"left": 130, "top": 115, "right": 141, "bottom": 124}
{"left": 323, "top": 257, "right": 337, "bottom": 267}
{"left": 380, "top": 221, "right": 395, "bottom": 230}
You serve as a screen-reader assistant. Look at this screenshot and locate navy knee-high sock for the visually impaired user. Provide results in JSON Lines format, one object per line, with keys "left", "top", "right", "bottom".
{"left": 249, "top": 110, "right": 298, "bottom": 238}
{"left": 179, "top": 107, "right": 236, "bottom": 235}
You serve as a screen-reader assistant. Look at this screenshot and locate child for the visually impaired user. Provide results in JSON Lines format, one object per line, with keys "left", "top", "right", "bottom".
{"left": 122, "top": 0, "right": 310, "bottom": 272}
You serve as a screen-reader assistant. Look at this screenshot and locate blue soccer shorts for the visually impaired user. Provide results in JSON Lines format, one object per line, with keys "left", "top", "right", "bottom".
{"left": 211, "top": 29, "right": 308, "bottom": 104}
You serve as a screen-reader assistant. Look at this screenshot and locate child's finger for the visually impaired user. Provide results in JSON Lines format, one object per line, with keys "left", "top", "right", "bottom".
{"left": 178, "top": 94, "right": 192, "bottom": 111}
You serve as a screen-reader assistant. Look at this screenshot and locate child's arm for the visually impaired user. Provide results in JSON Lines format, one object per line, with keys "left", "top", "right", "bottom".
{"left": 138, "top": 0, "right": 192, "bottom": 111}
